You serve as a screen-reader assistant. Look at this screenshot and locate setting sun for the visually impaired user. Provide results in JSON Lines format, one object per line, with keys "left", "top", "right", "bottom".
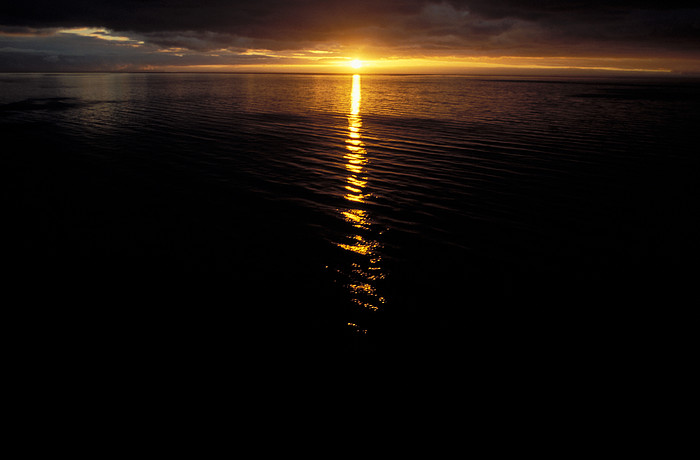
{"left": 350, "top": 59, "right": 363, "bottom": 69}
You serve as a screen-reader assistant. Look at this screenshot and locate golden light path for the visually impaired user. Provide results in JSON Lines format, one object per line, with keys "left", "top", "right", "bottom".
{"left": 336, "top": 74, "right": 386, "bottom": 314}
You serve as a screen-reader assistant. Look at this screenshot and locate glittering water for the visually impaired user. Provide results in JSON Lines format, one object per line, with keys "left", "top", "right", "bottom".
{"left": 2, "top": 73, "right": 699, "bottom": 350}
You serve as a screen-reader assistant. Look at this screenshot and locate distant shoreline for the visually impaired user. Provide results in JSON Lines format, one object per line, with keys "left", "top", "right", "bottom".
{"left": 2, "top": 70, "right": 699, "bottom": 81}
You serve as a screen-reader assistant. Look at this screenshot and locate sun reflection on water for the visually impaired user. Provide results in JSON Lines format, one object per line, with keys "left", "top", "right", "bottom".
{"left": 336, "top": 74, "right": 386, "bottom": 312}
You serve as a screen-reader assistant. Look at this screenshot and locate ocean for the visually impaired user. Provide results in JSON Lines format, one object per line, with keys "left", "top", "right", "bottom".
{"left": 2, "top": 72, "right": 698, "bottom": 353}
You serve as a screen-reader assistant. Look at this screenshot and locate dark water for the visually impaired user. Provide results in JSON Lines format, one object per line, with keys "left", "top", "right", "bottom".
{"left": 2, "top": 73, "right": 699, "bottom": 354}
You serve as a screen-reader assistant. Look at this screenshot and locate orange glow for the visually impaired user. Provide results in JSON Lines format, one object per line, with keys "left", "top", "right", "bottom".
{"left": 146, "top": 54, "right": 682, "bottom": 75}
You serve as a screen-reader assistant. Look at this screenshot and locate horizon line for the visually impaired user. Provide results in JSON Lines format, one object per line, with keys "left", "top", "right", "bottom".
{"left": 2, "top": 70, "right": 699, "bottom": 79}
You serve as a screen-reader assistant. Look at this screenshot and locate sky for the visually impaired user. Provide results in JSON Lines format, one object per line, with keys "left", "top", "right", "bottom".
{"left": 2, "top": 1, "right": 700, "bottom": 75}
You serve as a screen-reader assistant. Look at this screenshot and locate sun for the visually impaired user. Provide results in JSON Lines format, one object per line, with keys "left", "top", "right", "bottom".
{"left": 350, "top": 59, "right": 363, "bottom": 69}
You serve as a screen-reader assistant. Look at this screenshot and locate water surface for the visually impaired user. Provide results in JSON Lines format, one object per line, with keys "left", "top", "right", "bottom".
{"left": 2, "top": 73, "right": 698, "bottom": 351}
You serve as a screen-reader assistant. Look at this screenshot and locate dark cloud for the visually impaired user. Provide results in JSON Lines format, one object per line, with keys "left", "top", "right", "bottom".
{"left": 1, "top": 1, "right": 699, "bottom": 72}
{"left": 455, "top": 1, "right": 700, "bottom": 51}
{"left": 2, "top": 1, "right": 423, "bottom": 36}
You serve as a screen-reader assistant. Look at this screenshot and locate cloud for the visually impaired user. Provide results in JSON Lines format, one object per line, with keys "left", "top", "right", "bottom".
{"left": 1, "top": 1, "right": 699, "bottom": 72}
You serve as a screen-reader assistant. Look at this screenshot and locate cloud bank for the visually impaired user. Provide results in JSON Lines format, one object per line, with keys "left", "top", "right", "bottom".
{"left": 2, "top": 1, "right": 699, "bottom": 73}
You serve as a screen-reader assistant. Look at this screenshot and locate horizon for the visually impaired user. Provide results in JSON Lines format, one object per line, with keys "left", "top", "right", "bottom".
{"left": 2, "top": 69, "right": 699, "bottom": 79}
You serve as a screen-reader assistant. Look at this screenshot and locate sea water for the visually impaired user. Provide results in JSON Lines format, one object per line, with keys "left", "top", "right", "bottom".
{"left": 2, "top": 73, "right": 698, "bottom": 351}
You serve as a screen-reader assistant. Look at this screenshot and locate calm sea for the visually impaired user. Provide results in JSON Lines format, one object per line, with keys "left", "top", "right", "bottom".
{"left": 2, "top": 73, "right": 699, "bottom": 353}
